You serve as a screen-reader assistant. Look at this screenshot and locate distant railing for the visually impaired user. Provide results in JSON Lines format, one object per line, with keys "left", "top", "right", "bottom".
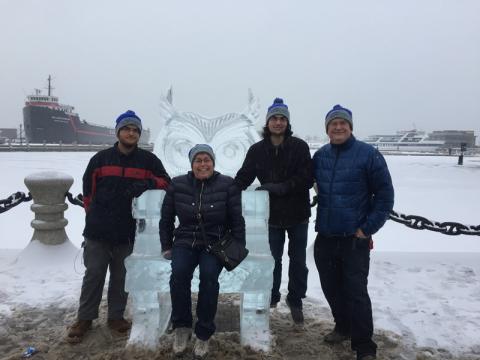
{"left": 0, "top": 142, "right": 154, "bottom": 152}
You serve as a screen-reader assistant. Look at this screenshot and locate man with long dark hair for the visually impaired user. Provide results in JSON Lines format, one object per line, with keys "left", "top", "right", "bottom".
{"left": 234, "top": 98, "right": 312, "bottom": 324}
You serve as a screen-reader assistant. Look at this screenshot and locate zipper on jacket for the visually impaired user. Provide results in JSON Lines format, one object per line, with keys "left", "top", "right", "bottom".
{"left": 193, "top": 181, "right": 205, "bottom": 247}
{"left": 326, "top": 148, "right": 340, "bottom": 229}
{"left": 198, "top": 181, "right": 204, "bottom": 214}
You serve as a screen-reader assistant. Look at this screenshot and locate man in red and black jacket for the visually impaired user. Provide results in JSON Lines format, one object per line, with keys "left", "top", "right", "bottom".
{"left": 67, "top": 110, "right": 170, "bottom": 343}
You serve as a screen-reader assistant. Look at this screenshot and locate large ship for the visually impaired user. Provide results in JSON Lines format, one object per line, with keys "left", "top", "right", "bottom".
{"left": 23, "top": 76, "right": 150, "bottom": 145}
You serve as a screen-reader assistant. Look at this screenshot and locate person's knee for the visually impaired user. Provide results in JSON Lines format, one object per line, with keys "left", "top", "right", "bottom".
{"left": 288, "top": 252, "right": 307, "bottom": 265}
{"left": 273, "top": 255, "right": 283, "bottom": 265}
{"left": 199, "top": 277, "right": 219, "bottom": 292}
{"left": 269, "top": 245, "right": 283, "bottom": 260}
{"left": 171, "top": 264, "right": 194, "bottom": 283}
{"left": 84, "top": 260, "right": 108, "bottom": 277}
{"left": 344, "top": 276, "right": 369, "bottom": 300}
{"left": 199, "top": 265, "right": 220, "bottom": 286}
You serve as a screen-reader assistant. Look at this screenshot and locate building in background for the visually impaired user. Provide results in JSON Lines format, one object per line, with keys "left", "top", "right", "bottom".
{"left": 364, "top": 130, "right": 478, "bottom": 154}
{"left": 0, "top": 128, "right": 18, "bottom": 144}
{"left": 427, "top": 130, "right": 476, "bottom": 148}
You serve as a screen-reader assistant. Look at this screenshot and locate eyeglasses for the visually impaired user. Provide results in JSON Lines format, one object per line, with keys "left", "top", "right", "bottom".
{"left": 193, "top": 158, "right": 213, "bottom": 164}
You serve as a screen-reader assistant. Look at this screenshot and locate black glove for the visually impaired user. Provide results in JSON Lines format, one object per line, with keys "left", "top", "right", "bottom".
{"left": 125, "top": 180, "right": 153, "bottom": 198}
{"left": 162, "top": 249, "right": 172, "bottom": 260}
{"left": 255, "top": 182, "right": 288, "bottom": 196}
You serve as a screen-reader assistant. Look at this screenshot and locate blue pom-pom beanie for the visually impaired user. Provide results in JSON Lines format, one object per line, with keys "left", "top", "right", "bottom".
{"left": 115, "top": 110, "right": 142, "bottom": 136}
{"left": 266, "top": 98, "right": 290, "bottom": 123}
{"left": 325, "top": 104, "right": 353, "bottom": 132}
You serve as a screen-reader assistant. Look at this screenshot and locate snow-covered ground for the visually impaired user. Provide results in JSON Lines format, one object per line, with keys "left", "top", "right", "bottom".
{"left": 1, "top": 152, "right": 480, "bottom": 358}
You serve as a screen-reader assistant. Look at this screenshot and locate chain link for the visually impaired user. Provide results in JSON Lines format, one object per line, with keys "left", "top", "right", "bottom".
{"left": 0, "top": 191, "right": 85, "bottom": 213}
{"left": 65, "top": 192, "right": 84, "bottom": 208}
{"left": 389, "top": 211, "right": 480, "bottom": 236}
{"left": 0, "top": 192, "right": 32, "bottom": 213}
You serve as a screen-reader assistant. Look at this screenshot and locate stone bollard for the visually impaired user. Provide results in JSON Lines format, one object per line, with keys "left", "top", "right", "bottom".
{"left": 24, "top": 171, "right": 74, "bottom": 245}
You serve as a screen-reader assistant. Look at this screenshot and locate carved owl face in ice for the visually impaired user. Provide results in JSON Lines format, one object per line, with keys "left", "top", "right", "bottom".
{"left": 154, "top": 89, "right": 261, "bottom": 177}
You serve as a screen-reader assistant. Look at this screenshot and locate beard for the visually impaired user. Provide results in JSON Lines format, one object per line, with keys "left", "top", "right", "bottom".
{"left": 118, "top": 137, "right": 138, "bottom": 151}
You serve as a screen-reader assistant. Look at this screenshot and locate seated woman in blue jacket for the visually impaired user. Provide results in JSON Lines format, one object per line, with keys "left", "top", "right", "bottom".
{"left": 159, "top": 144, "right": 245, "bottom": 359}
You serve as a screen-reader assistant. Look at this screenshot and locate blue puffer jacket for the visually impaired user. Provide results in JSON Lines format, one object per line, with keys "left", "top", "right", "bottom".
{"left": 313, "top": 136, "right": 394, "bottom": 237}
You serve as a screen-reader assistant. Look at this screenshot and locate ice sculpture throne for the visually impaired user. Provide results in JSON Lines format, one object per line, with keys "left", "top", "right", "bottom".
{"left": 124, "top": 189, "right": 274, "bottom": 351}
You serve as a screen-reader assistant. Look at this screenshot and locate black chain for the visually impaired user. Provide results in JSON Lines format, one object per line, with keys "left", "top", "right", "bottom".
{"left": 65, "top": 192, "right": 84, "bottom": 207}
{"left": 311, "top": 199, "right": 479, "bottom": 236}
{"left": 0, "top": 192, "right": 32, "bottom": 213}
{"left": 389, "top": 210, "right": 480, "bottom": 236}
{"left": 4, "top": 191, "right": 479, "bottom": 236}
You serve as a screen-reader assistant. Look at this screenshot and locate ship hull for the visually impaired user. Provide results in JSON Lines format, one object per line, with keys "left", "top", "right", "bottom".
{"left": 23, "top": 106, "right": 150, "bottom": 144}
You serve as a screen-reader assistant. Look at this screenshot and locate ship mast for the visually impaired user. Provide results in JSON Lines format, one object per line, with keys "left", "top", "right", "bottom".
{"left": 47, "top": 75, "right": 54, "bottom": 96}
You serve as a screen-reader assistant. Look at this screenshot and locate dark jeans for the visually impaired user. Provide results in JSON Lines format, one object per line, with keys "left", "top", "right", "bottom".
{"left": 170, "top": 246, "right": 223, "bottom": 341}
{"left": 78, "top": 238, "right": 134, "bottom": 320}
{"left": 269, "top": 222, "right": 309, "bottom": 308}
{"left": 314, "top": 234, "right": 377, "bottom": 357}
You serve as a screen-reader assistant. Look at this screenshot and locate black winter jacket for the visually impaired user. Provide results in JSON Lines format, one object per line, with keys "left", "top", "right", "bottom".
{"left": 159, "top": 171, "right": 245, "bottom": 251}
{"left": 234, "top": 135, "right": 313, "bottom": 227}
{"left": 83, "top": 143, "right": 170, "bottom": 244}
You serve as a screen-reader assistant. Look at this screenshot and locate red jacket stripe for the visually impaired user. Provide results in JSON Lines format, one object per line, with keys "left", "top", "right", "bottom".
{"left": 98, "top": 165, "right": 123, "bottom": 177}
{"left": 124, "top": 167, "right": 149, "bottom": 179}
{"left": 83, "top": 196, "right": 92, "bottom": 212}
{"left": 152, "top": 176, "right": 169, "bottom": 189}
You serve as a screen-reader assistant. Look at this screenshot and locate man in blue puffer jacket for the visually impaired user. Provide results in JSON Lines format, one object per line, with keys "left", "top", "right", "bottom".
{"left": 313, "top": 105, "right": 394, "bottom": 360}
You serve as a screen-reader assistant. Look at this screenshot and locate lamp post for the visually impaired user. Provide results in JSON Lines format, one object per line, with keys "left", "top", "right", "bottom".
{"left": 458, "top": 142, "right": 467, "bottom": 165}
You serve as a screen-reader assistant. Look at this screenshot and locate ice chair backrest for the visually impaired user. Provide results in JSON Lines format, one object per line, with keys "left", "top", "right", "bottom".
{"left": 131, "top": 190, "right": 166, "bottom": 256}
{"left": 241, "top": 190, "right": 270, "bottom": 255}
{"left": 132, "top": 190, "right": 166, "bottom": 220}
{"left": 241, "top": 189, "right": 269, "bottom": 220}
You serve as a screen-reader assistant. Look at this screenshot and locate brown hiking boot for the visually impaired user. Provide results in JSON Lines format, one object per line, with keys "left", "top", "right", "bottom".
{"left": 173, "top": 327, "right": 192, "bottom": 356}
{"left": 66, "top": 320, "right": 92, "bottom": 343}
{"left": 193, "top": 338, "right": 210, "bottom": 359}
{"left": 107, "top": 318, "right": 132, "bottom": 333}
{"left": 285, "top": 298, "right": 304, "bottom": 324}
{"left": 324, "top": 329, "right": 350, "bottom": 344}
{"left": 358, "top": 354, "right": 377, "bottom": 360}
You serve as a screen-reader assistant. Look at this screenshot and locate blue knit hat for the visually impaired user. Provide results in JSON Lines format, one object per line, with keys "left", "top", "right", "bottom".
{"left": 325, "top": 104, "right": 353, "bottom": 132}
{"left": 266, "top": 98, "right": 290, "bottom": 123}
{"left": 188, "top": 144, "right": 215, "bottom": 165}
{"left": 115, "top": 110, "right": 142, "bottom": 136}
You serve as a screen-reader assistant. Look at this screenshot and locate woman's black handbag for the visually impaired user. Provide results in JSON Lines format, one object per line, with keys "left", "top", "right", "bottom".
{"left": 197, "top": 213, "right": 248, "bottom": 271}
{"left": 206, "top": 231, "right": 249, "bottom": 271}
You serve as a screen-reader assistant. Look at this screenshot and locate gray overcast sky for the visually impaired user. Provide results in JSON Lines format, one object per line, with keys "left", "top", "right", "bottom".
{"left": 1, "top": 0, "right": 479, "bottom": 141}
